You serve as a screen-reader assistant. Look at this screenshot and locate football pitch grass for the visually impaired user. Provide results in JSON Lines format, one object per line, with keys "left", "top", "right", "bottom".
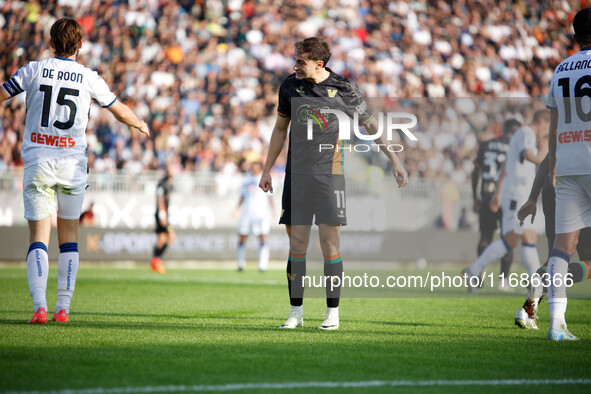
{"left": 1, "top": 266, "right": 590, "bottom": 393}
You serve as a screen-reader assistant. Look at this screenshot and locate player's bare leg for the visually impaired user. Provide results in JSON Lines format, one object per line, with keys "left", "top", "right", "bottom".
{"left": 547, "top": 231, "right": 580, "bottom": 340}
{"left": 27, "top": 217, "right": 52, "bottom": 323}
{"left": 318, "top": 224, "right": 341, "bottom": 330}
{"left": 280, "top": 225, "right": 310, "bottom": 328}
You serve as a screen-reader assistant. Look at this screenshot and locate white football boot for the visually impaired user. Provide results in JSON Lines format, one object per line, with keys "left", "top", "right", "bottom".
{"left": 318, "top": 309, "right": 339, "bottom": 330}
{"left": 547, "top": 327, "right": 580, "bottom": 341}
{"left": 279, "top": 310, "right": 303, "bottom": 329}
{"left": 515, "top": 306, "right": 538, "bottom": 329}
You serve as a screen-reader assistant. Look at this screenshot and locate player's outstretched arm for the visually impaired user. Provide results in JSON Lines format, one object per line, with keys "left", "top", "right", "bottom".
{"left": 259, "top": 115, "right": 290, "bottom": 193}
{"left": 0, "top": 86, "right": 11, "bottom": 103}
{"left": 526, "top": 154, "right": 549, "bottom": 202}
{"left": 107, "top": 101, "right": 150, "bottom": 137}
{"left": 365, "top": 118, "right": 408, "bottom": 187}
{"left": 517, "top": 153, "right": 549, "bottom": 225}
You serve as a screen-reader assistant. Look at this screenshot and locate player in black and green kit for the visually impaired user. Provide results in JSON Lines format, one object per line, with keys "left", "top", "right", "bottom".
{"left": 151, "top": 166, "right": 175, "bottom": 274}
{"left": 259, "top": 37, "right": 408, "bottom": 330}
{"left": 471, "top": 119, "right": 520, "bottom": 289}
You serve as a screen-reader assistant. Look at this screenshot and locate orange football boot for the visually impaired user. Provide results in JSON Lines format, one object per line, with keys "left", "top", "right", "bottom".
{"left": 52, "top": 309, "right": 69, "bottom": 323}
{"left": 151, "top": 257, "right": 166, "bottom": 274}
{"left": 28, "top": 307, "right": 47, "bottom": 324}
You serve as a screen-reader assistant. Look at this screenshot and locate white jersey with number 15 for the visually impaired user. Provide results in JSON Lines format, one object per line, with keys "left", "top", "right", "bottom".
{"left": 546, "top": 48, "right": 591, "bottom": 176}
{"left": 2, "top": 57, "right": 116, "bottom": 168}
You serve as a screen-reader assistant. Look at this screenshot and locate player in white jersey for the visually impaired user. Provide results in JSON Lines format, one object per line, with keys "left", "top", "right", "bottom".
{"left": 0, "top": 18, "right": 149, "bottom": 324}
{"left": 463, "top": 111, "right": 549, "bottom": 289}
{"left": 234, "top": 161, "right": 273, "bottom": 272}
{"left": 543, "top": 8, "right": 591, "bottom": 341}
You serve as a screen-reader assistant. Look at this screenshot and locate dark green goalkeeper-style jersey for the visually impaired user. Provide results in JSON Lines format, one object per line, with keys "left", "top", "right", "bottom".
{"left": 277, "top": 68, "right": 373, "bottom": 175}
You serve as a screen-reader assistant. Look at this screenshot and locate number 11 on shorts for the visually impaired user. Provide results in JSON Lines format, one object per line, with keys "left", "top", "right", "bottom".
{"left": 334, "top": 190, "right": 345, "bottom": 209}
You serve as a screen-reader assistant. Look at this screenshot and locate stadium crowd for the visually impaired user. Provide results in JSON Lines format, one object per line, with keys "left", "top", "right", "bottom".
{"left": 0, "top": 0, "right": 581, "bottom": 183}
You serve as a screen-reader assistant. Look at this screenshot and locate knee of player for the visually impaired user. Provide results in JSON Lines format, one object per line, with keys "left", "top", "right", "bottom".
{"left": 289, "top": 236, "right": 308, "bottom": 254}
{"left": 521, "top": 230, "right": 538, "bottom": 246}
{"left": 502, "top": 233, "right": 520, "bottom": 249}
{"left": 553, "top": 233, "right": 579, "bottom": 255}
{"left": 319, "top": 236, "right": 339, "bottom": 255}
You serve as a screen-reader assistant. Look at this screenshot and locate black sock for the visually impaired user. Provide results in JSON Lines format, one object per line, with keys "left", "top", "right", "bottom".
{"left": 287, "top": 252, "right": 306, "bottom": 307}
{"left": 569, "top": 260, "right": 589, "bottom": 283}
{"left": 153, "top": 243, "right": 168, "bottom": 258}
{"left": 324, "top": 254, "right": 343, "bottom": 308}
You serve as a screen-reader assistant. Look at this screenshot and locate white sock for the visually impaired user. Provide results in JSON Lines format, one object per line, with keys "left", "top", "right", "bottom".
{"left": 548, "top": 249, "right": 570, "bottom": 330}
{"left": 326, "top": 306, "right": 339, "bottom": 316}
{"left": 469, "top": 238, "right": 509, "bottom": 276}
{"left": 291, "top": 305, "right": 303, "bottom": 314}
{"left": 27, "top": 242, "right": 49, "bottom": 312}
{"left": 237, "top": 242, "right": 246, "bottom": 270}
{"left": 56, "top": 243, "right": 79, "bottom": 314}
{"left": 521, "top": 243, "right": 541, "bottom": 276}
{"left": 258, "top": 243, "right": 269, "bottom": 272}
{"left": 550, "top": 298, "right": 567, "bottom": 330}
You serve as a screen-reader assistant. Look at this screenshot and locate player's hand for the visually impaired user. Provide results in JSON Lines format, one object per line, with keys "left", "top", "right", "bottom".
{"left": 392, "top": 164, "right": 408, "bottom": 187}
{"left": 489, "top": 193, "right": 501, "bottom": 213}
{"left": 518, "top": 200, "right": 537, "bottom": 225}
{"left": 259, "top": 171, "right": 273, "bottom": 193}
{"left": 134, "top": 120, "right": 150, "bottom": 137}
{"left": 473, "top": 198, "right": 480, "bottom": 213}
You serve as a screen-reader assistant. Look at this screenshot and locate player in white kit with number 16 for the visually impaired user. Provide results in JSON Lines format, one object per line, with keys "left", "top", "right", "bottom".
{"left": 544, "top": 8, "right": 591, "bottom": 341}
{"left": 0, "top": 18, "right": 150, "bottom": 324}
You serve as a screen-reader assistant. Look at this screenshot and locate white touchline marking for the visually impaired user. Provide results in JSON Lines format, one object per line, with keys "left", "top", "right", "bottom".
{"left": 7, "top": 379, "right": 591, "bottom": 394}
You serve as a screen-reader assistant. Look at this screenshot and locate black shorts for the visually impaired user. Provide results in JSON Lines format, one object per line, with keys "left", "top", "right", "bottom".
{"left": 155, "top": 214, "right": 169, "bottom": 234}
{"left": 479, "top": 196, "right": 502, "bottom": 235}
{"left": 577, "top": 227, "right": 591, "bottom": 261}
{"left": 279, "top": 173, "right": 346, "bottom": 226}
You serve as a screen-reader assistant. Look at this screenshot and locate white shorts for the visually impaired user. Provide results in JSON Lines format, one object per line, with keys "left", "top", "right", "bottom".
{"left": 23, "top": 155, "right": 88, "bottom": 221}
{"left": 501, "top": 196, "right": 537, "bottom": 236}
{"left": 555, "top": 175, "right": 591, "bottom": 234}
{"left": 238, "top": 215, "right": 270, "bottom": 236}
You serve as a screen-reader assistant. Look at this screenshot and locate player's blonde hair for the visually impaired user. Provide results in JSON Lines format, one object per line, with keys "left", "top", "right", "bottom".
{"left": 50, "top": 18, "right": 83, "bottom": 57}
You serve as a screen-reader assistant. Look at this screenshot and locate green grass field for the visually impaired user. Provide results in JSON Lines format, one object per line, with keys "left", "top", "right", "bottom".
{"left": 1, "top": 266, "right": 591, "bottom": 393}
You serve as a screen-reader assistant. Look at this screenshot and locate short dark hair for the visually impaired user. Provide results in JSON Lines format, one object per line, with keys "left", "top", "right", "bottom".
{"left": 503, "top": 119, "right": 521, "bottom": 136}
{"left": 50, "top": 18, "right": 83, "bottom": 57}
{"left": 295, "top": 37, "right": 331, "bottom": 66}
{"left": 532, "top": 109, "right": 550, "bottom": 124}
{"left": 574, "top": 8, "right": 591, "bottom": 45}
